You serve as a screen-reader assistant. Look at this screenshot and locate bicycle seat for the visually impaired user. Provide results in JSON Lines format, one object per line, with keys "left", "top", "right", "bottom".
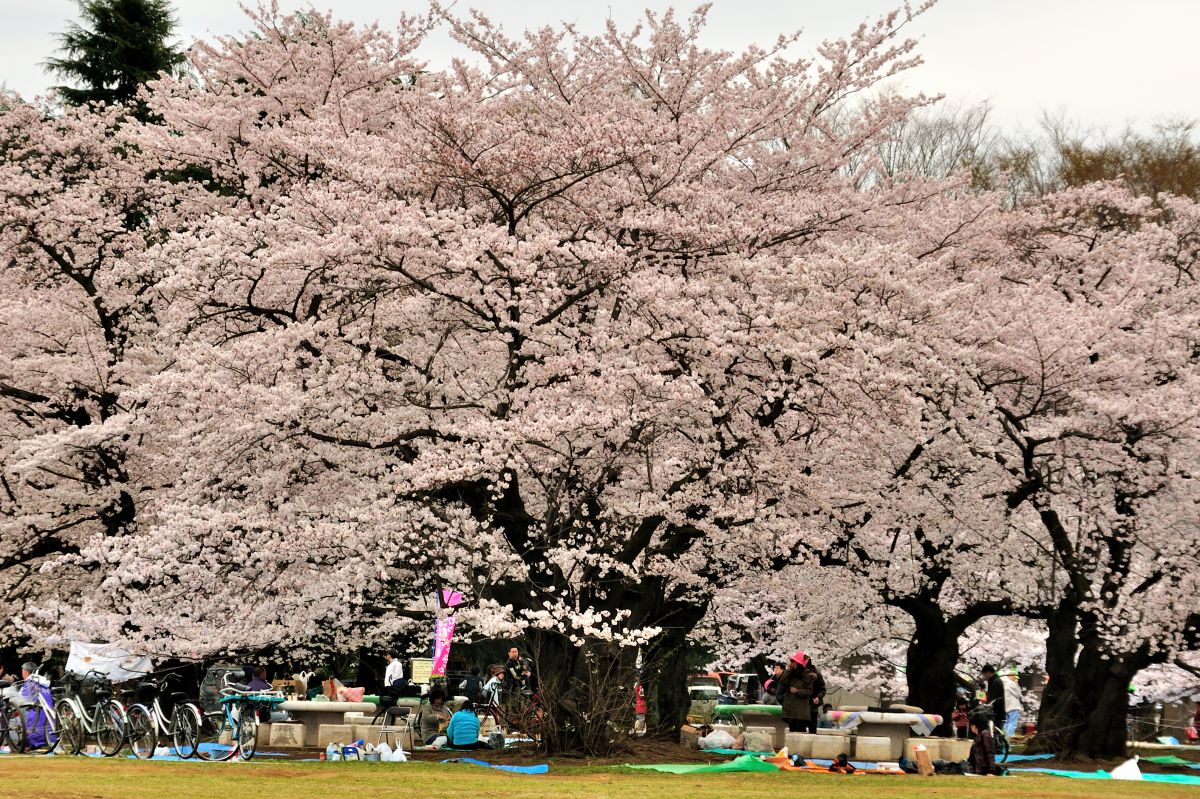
{"left": 95, "top": 688, "right": 112, "bottom": 698}
{"left": 230, "top": 683, "right": 252, "bottom": 692}
{"left": 171, "top": 692, "right": 189, "bottom": 702}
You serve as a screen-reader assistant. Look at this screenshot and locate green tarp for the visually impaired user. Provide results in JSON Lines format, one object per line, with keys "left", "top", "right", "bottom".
{"left": 1144, "top": 755, "right": 1200, "bottom": 769}
{"left": 627, "top": 755, "right": 782, "bottom": 775}
{"left": 713, "top": 704, "right": 782, "bottom": 717}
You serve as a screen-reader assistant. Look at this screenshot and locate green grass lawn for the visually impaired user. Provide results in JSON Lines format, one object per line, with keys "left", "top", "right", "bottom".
{"left": 1, "top": 758, "right": 1196, "bottom": 799}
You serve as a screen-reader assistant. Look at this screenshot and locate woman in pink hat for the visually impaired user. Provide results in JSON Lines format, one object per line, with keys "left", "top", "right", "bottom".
{"left": 779, "top": 651, "right": 820, "bottom": 733}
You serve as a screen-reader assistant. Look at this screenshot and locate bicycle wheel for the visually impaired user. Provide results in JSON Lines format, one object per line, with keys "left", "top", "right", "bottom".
{"left": 996, "top": 731, "right": 1010, "bottom": 762}
{"left": 195, "top": 709, "right": 237, "bottom": 762}
{"left": 4, "top": 702, "right": 27, "bottom": 753}
{"left": 126, "top": 704, "right": 157, "bottom": 759}
{"left": 170, "top": 703, "right": 201, "bottom": 759}
{"left": 56, "top": 702, "right": 83, "bottom": 755}
{"left": 37, "top": 702, "right": 61, "bottom": 753}
{"left": 236, "top": 703, "right": 257, "bottom": 760}
{"left": 95, "top": 701, "right": 126, "bottom": 757}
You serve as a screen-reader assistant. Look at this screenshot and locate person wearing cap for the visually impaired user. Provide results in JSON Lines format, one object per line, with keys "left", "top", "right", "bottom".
{"left": 1002, "top": 670, "right": 1022, "bottom": 737}
{"left": 979, "top": 665, "right": 1006, "bottom": 726}
{"left": 779, "top": 651, "right": 819, "bottom": 733}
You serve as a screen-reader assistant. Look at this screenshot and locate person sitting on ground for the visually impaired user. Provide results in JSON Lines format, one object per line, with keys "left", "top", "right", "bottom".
{"left": 418, "top": 689, "right": 453, "bottom": 745}
{"left": 817, "top": 703, "right": 834, "bottom": 729}
{"left": 967, "top": 711, "right": 1000, "bottom": 776}
{"left": 445, "top": 699, "right": 491, "bottom": 749}
{"left": 952, "top": 699, "right": 970, "bottom": 740}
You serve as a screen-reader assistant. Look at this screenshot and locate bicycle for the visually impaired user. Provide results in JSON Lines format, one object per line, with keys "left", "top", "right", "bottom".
{"left": 1, "top": 682, "right": 28, "bottom": 753}
{"left": 975, "top": 699, "right": 1010, "bottom": 763}
{"left": 55, "top": 670, "right": 127, "bottom": 757}
{"left": 194, "top": 675, "right": 284, "bottom": 761}
{"left": 120, "top": 677, "right": 205, "bottom": 759}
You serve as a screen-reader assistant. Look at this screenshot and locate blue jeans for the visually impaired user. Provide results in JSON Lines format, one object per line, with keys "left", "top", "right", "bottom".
{"left": 1004, "top": 709, "right": 1019, "bottom": 737}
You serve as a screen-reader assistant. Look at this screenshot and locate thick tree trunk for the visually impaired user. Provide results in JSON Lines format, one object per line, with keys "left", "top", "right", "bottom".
{"left": 526, "top": 629, "right": 634, "bottom": 756}
{"left": 904, "top": 615, "right": 960, "bottom": 735}
{"left": 1031, "top": 605, "right": 1136, "bottom": 759}
{"left": 643, "top": 626, "right": 691, "bottom": 734}
{"left": 1028, "top": 603, "right": 1079, "bottom": 753}
{"left": 1071, "top": 640, "right": 1135, "bottom": 759}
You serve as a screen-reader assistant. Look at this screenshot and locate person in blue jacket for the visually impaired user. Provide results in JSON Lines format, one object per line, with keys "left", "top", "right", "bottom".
{"left": 445, "top": 699, "right": 491, "bottom": 749}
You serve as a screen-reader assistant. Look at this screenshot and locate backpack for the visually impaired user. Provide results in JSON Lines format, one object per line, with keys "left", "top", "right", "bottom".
{"left": 462, "top": 676, "right": 483, "bottom": 702}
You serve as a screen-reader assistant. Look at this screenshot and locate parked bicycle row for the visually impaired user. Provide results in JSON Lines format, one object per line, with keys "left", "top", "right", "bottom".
{"left": 0, "top": 663, "right": 284, "bottom": 761}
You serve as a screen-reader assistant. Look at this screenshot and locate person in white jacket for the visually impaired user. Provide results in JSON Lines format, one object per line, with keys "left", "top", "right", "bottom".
{"left": 384, "top": 650, "right": 404, "bottom": 688}
{"left": 1003, "top": 671, "right": 1023, "bottom": 737}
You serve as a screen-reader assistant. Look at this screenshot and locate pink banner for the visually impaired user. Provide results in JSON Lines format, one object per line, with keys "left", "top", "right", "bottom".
{"left": 432, "top": 616, "right": 456, "bottom": 677}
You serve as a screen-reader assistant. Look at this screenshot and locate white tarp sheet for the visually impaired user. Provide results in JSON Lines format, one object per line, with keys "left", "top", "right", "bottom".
{"left": 65, "top": 641, "right": 153, "bottom": 682}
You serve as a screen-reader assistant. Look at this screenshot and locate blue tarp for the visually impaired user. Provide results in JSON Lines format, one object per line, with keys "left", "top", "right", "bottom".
{"left": 1010, "top": 767, "right": 1200, "bottom": 786}
{"left": 442, "top": 757, "right": 549, "bottom": 774}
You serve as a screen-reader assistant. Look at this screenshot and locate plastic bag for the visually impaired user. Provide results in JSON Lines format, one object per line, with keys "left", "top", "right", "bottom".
{"left": 698, "top": 730, "right": 736, "bottom": 750}
{"left": 1111, "top": 756, "right": 1143, "bottom": 781}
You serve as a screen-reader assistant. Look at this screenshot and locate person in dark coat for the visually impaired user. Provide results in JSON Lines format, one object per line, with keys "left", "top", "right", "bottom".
{"left": 806, "top": 661, "right": 826, "bottom": 729}
{"left": 968, "top": 711, "right": 999, "bottom": 775}
{"left": 979, "top": 665, "right": 1006, "bottom": 725}
{"left": 779, "top": 651, "right": 818, "bottom": 733}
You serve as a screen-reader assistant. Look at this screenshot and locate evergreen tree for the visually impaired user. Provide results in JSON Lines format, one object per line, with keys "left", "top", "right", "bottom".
{"left": 45, "top": 0, "right": 184, "bottom": 110}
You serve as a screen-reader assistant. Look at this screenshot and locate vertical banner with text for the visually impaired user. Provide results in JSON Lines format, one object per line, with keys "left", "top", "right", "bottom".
{"left": 431, "top": 589, "right": 465, "bottom": 678}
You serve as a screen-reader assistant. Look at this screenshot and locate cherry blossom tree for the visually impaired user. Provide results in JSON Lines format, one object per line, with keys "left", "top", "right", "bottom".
{"left": 0, "top": 97, "right": 168, "bottom": 655}
{"left": 963, "top": 184, "right": 1200, "bottom": 757}
{"left": 39, "top": 3, "right": 976, "bottom": 749}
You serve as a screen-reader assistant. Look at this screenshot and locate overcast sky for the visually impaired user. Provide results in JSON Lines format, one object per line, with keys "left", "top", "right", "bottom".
{"left": 1, "top": 0, "right": 1196, "bottom": 132}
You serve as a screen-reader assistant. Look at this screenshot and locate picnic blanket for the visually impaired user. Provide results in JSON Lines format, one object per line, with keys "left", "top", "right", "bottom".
{"left": 627, "top": 755, "right": 781, "bottom": 774}
{"left": 442, "top": 757, "right": 549, "bottom": 775}
{"left": 1010, "top": 767, "right": 1200, "bottom": 786}
{"left": 701, "top": 748, "right": 775, "bottom": 756}
{"left": 1144, "top": 755, "right": 1200, "bottom": 769}
{"left": 826, "top": 710, "right": 942, "bottom": 736}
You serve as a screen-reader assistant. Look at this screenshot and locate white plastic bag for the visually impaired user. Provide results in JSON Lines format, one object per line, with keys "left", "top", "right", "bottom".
{"left": 1111, "top": 756, "right": 1143, "bottom": 781}
{"left": 698, "top": 730, "right": 736, "bottom": 750}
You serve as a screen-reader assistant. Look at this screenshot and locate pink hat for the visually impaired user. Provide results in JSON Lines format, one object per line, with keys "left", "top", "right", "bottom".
{"left": 790, "top": 651, "right": 810, "bottom": 667}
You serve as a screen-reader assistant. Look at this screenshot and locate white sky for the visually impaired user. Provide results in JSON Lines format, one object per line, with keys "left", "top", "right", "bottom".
{"left": 1, "top": 0, "right": 1197, "bottom": 132}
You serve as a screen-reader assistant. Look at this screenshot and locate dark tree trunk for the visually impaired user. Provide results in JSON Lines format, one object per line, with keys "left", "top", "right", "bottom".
{"left": 1071, "top": 639, "right": 1136, "bottom": 759}
{"left": 1031, "top": 605, "right": 1137, "bottom": 759}
{"left": 526, "top": 629, "right": 634, "bottom": 756}
{"left": 1029, "top": 603, "right": 1079, "bottom": 753}
{"left": 644, "top": 626, "right": 691, "bottom": 734}
{"left": 904, "top": 614, "right": 961, "bottom": 735}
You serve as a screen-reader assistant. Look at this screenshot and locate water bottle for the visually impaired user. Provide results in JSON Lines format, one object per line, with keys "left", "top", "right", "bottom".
{"left": 326, "top": 742, "right": 339, "bottom": 762}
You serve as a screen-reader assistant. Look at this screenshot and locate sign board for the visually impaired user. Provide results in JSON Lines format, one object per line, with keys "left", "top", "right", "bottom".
{"left": 410, "top": 658, "right": 434, "bottom": 685}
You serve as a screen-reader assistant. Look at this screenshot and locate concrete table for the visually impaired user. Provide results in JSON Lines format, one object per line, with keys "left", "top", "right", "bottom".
{"left": 279, "top": 700, "right": 377, "bottom": 744}
{"left": 823, "top": 710, "right": 943, "bottom": 759}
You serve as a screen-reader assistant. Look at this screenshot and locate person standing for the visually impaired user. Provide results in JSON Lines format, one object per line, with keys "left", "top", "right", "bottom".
{"left": 384, "top": 650, "right": 404, "bottom": 689}
{"left": 503, "top": 647, "right": 524, "bottom": 700}
{"left": 979, "top": 665, "right": 1006, "bottom": 726}
{"left": 806, "top": 659, "right": 826, "bottom": 730}
{"left": 779, "top": 651, "right": 818, "bottom": 733}
{"left": 458, "top": 666, "right": 484, "bottom": 703}
{"left": 1002, "top": 670, "right": 1022, "bottom": 737}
